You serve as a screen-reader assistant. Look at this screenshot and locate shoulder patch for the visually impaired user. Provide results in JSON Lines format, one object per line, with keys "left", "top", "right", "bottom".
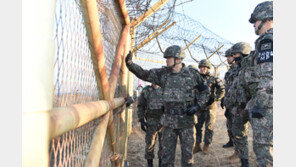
{"left": 257, "top": 39, "right": 273, "bottom": 64}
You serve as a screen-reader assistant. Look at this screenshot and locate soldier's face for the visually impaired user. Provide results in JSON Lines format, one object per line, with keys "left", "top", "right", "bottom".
{"left": 226, "top": 56, "right": 234, "bottom": 64}
{"left": 152, "top": 84, "right": 160, "bottom": 89}
{"left": 166, "top": 57, "right": 175, "bottom": 67}
{"left": 199, "top": 66, "right": 208, "bottom": 74}
{"left": 254, "top": 20, "right": 262, "bottom": 35}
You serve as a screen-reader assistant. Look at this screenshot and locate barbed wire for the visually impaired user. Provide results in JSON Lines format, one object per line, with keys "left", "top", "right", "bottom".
{"left": 126, "top": 0, "right": 233, "bottom": 69}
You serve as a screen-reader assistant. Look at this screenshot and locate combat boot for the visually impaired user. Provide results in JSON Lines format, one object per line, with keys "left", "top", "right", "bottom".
{"left": 202, "top": 143, "right": 210, "bottom": 154}
{"left": 240, "top": 159, "right": 249, "bottom": 167}
{"left": 193, "top": 142, "right": 202, "bottom": 154}
{"left": 223, "top": 139, "right": 233, "bottom": 148}
{"left": 228, "top": 150, "right": 239, "bottom": 160}
{"left": 147, "top": 159, "right": 153, "bottom": 167}
{"left": 158, "top": 158, "right": 162, "bottom": 167}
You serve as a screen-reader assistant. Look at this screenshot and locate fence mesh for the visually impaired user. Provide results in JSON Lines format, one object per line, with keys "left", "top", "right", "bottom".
{"left": 50, "top": 0, "right": 124, "bottom": 166}
{"left": 125, "top": 0, "right": 233, "bottom": 87}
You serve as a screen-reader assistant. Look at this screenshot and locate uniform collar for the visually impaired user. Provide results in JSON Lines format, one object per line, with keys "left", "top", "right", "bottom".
{"left": 171, "top": 63, "right": 186, "bottom": 74}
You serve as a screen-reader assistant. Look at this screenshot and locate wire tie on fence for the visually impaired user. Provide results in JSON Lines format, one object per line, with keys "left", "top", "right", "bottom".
{"left": 109, "top": 152, "right": 123, "bottom": 162}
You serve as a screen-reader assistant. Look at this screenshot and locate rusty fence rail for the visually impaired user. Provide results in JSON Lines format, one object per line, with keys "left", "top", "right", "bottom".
{"left": 49, "top": 0, "right": 131, "bottom": 166}
{"left": 23, "top": 0, "right": 175, "bottom": 166}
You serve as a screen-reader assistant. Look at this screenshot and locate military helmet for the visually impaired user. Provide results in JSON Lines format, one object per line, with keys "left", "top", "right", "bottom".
{"left": 249, "top": 1, "right": 273, "bottom": 23}
{"left": 163, "top": 45, "right": 185, "bottom": 59}
{"left": 188, "top": 64, "right": 199, "bottom": 69}
{"left": 224, "top": 48, "right": 232, "bottom": 57}
{"left": 231, "top": 42, "right": 252, "bottom": 55}
{"left": 198, "top": 59, "right": 212, "bottom": 69}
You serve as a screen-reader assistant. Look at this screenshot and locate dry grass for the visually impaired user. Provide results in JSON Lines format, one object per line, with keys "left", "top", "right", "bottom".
{"left": 126, "top": 108, "right": 257, "bottom": 167}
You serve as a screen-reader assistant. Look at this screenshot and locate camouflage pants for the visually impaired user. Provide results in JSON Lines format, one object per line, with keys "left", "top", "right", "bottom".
{"left": 225, "top": 109, "right": 234, "bottom": 142}
{"left": 145, "top": 124, "right": 163, "bottom": 160}
{"left": 196, "top": 109, "right": 216, "bottom": 144}
{"left": 250, "top": 108, "right": 273, "bottom": 166}
{"left": 231, "top": 106, "right": 249, "bottom": 159}
{"left": 161, "top": 126, "right": 195, "bottom": 167}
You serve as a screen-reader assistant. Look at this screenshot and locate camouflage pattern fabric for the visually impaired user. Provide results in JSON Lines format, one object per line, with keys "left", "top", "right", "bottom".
{"left": 137, "top": 85, "right": 164, "bottom": 122}
{"left": 127, "top": 63, "right": 209, "bottom": 129}
{"left": 225, "top": 60, "right": 250, "bottom": 159}
{"left": 137, "top": 85, "right": 164, "bottom": 160}
{"left": 223, "top": 65, "right": 236, "bottom": 142}
{"left": 161, "top": 126, "right": 195, "bottom": 167}
{"left": 226, "top": 112, "right": 234, "bottom": 142}
{"left": 223, "top": 64, "right": 240, "bottom": 109}
{"left": 231, "top": 106, "right": 249, "bottom": 159}
{"left": 145, "top": 124, "right": 163, "bottom": 160}
{"left": 243, "top": 28, "right": 273, "bottom": 166}
{"left": 249, "top": 1, "right": 273, "bottom": 23}
{"left": 195, "top": 72, "right": 225, "bottom": 144}
{"left": 196, "top": 109, "right": 216, "bottom": 144}
{"left": 126, "top": 61, "right": 209, "bottom": 167}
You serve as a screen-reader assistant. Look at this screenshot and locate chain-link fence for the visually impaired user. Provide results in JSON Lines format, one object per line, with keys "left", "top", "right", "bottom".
{"left": 49, "top": 0, "right": 125, "bottom": 166}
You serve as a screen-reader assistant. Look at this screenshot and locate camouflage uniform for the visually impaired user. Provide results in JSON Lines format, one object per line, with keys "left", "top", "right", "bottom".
{"left": 242, "top": 30, "right": 273, "bottom": 167}
{"left": 223, "top": 66, "right": 235, "bottom": 144}
{"left": 243, "top": 2, "right": 273, "bottom": 166}
{"left": 137, "top": 85, "right": 164, "bottom": 160}
{"left": 196, "top": 67, "right": 225, "bottom": 145}
{"left": 126, "top": 45, "right": 210, "bottom": 167}
{"left": 228, "top": 42, "right": 252, "bottom": 160}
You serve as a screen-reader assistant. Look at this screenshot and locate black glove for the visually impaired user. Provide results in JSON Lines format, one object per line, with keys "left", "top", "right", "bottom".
{"left": 125, "top": 96, "right": 135, "bottom": 108}
{"left": 186, "top": 105, "right": 200, "bottom": 116}
{"left": 125, "top": 51, "right": 133, "bottom": 65}
{"left": 249, "top": 106, "right": 265, "bottom": 119}
{"left": 220, "top": 97, "right": 225, "bottom": 109}
{"left": 224, "top": 108, "right": 230, "bottom": 118}
{"left": 240, "top": 103, "right": 246, "bottom": 109}
{"left": 207, "top": 97, "right": 215, "bottom": 106}
{"left": 139, "top": 118, "right": 147, "bottom": 132}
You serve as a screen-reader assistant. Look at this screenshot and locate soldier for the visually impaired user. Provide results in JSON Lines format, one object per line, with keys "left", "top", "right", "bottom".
{"left": 223, "top": 46, "right": 241, "bottom": 161}
{"left": 193, "top": 59, "right": 225, "bottom": 154}
{"left": 229, "top": 42, "right": 252, "bottom": 167}
{"left": 220, "top": 48, "right": 235, "bottom": 149}
{"left": 241, "top": 1, "right": 273, "bottom": 166}
{"left": 137, "top": 83, "right": 164, "bottom": 167}
{"left": 125, "top": 45, "right": 210, "bottom": 167}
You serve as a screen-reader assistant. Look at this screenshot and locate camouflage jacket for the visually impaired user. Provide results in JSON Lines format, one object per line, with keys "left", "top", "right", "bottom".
{"left": 224, "top": 63, "right": 240, "bottom": 109}
{"left": 200, "top": 73, "right": 225, "bottom": 110}
{"left": 127, "top": 62, "right": 210, "bottom": 129}
{"left": 242, "top": 28, "right": 273, "bottom": 110}
{"left": 137, "top": 86, "right": 164, "bottom": 126}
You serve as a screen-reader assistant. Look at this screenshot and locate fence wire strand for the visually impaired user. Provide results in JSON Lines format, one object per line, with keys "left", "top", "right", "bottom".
{"left": 50, "top": 0, "right": 124, "bottom": 166}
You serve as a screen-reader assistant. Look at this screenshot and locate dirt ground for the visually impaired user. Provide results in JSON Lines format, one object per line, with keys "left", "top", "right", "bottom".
{"left": 126, "top": 107, "right": 258, "bottom": 167}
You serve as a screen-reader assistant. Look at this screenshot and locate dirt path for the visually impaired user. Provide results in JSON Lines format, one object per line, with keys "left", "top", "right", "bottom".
{"left": 126, "top": 108, "right": 257, "bottom": 167}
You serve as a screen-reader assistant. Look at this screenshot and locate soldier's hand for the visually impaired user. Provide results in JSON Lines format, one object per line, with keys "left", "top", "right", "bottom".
{"left": 220, "top": 97, "right": 225, "bottom": 109}
{"left": 249, "top": 106, "right": 265, "bottom": 119}
{"left": 139, "top": 118, "right": 147, "bottom": 132}
{"left": 125, "top": 51, "right": 133, "bottom": 65}
{"left": 186, "top": 105, "right": 200, "bottom": 116}
{"left": 125, "top": 96, "right": 135, "bottom": 108}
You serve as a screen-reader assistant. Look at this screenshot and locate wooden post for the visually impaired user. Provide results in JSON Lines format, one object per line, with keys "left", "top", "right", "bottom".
{"left": 183, "top": 35, "right": 201, "bottom": 50}
{"left": 134, "top": 57, "right": 166, "bottom": 64}
{"left": 80, "top": 0, "right": 120, "bottom": 165}
{"left": 207, "top": 44, "right": 224, "bottom": 59}
{"left": 131, "top": 0, "right": 172, "bottom": 28}
{"left": 132, "top": 22, "right": 176, "bottom": 54}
